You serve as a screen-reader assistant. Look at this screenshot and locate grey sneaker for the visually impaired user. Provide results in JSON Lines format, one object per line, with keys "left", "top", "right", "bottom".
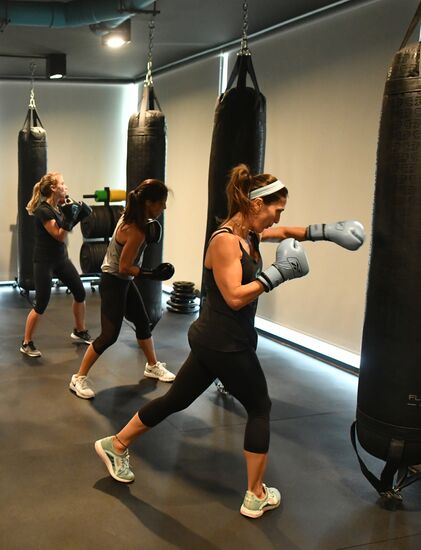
{"left": 69, "top": 374, "right": 95, "bottom": 399}
{"left": 94, "top": 436, "right": 135, "bottom": 483}
{"left": 20, "top": 340, "right": 42, "bottom": 357}
{"left": 71, "top": 329, "right": 93, "bottom": 344}
{"left": 144, "top": 361, "right": 175, "bottom": 382}
{"left": 240, "top": 483, "right": 281, "bottom": 518}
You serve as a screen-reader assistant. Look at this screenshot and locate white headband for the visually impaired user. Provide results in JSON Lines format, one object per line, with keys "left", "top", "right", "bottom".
{"left": 249, "top": 179, "right": 285, "bottom": 200}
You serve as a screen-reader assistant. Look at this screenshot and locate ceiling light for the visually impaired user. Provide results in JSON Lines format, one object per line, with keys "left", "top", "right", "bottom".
{"left": 101, "top": 19, "right": 131, "bottom": 49}
{"left": 46, "top": 53, "right": 66, "bottom": 79}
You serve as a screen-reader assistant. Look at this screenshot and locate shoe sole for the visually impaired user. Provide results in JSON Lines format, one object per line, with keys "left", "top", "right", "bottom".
{"left": 20, "top": 348, "right": 42, "bottom": 358}
{"left": 70, "top": 334, "right": 92, "bottom": 344}
{"left": 240, "top": 501, "right": 281, "bottom": 519}
{"left": 94, "top": 440, "right": 134, "bottom": 483}
{"left": 69, "top": 382, "right": 95, "bottom": 399}
{"left": 143, "top": 371, "right": 175, "bottom": 383}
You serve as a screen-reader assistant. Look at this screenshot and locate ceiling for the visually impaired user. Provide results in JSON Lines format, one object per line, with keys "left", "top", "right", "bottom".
{"left": 0, "top": 0, "right": 369, "bottom": 83}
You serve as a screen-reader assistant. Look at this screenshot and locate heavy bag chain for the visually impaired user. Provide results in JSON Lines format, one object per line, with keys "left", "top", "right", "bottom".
{"left": 145, "top": 18, "right": 155, "bottom": 87}
{"left": 239, "top": 1, "right": 251, "bottom": 56}
{"left": 28, "top": 62, "right": 37, "bottom": 110}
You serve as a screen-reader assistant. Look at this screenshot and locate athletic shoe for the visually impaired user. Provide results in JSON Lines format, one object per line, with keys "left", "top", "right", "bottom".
{"left": 69, "top": 374, "right": 95, "bottom": 399}
{"left": 94, "top": 436, "right": 135, "bottom": 483}
{"left": 240, "top": 483, "right": 281, "bottom": 519}
{"left": 20, "top": 340, "right": 42, "bottom": 357}
{"left": 144, "top": 361, "right": 175, "bottom": 382}
{"left": 71, "top": 329, "right": 93, "bottom": 344}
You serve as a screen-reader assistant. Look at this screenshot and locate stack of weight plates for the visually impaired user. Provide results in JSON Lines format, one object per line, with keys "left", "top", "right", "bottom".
{"left": 167, "top": 281, "right": 200, "bottom": 314}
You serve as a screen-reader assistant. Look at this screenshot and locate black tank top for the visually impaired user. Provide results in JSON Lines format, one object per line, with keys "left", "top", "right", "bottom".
{"left": 189, "top": 227, "right": 263, "bottom": 352}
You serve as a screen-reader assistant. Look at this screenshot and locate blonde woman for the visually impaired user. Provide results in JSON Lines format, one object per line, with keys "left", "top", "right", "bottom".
{"left": 21, "top": 172, "right": 92, "bottom": 357}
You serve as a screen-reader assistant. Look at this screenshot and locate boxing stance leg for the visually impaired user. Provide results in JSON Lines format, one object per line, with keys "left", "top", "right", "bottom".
{"left": 76, "top": 274, "right": 129, "bottom": 378}
{"left": 23, "top": 262, "right": 54, "bottom": 344}
{"left": 113, "top": 349, "right": 216, "bottom": 450}
{"left": 54, "top": 258, "right": 86, "bottom": 331}
{"left": 125, "top": 281, "right": 156, "bottom": 365}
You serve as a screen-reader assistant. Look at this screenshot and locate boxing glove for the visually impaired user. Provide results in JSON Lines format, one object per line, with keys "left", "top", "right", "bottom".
{"left": 59, "top": 197, "right": 82, "bottom": 231}
{"left": 75, "top": 201, "right": 92, "bottom": 224}
{"left": 145, "top": 219, "right": 162, "bottom": 244}
{"left": 139, "top": 262, "right": 174, "bottom": 281}
{"left": 257, "top": 238, "right": 309, "bottom": 292}
{"left": 306, "top": 220, "right": 365, "bottom": 251}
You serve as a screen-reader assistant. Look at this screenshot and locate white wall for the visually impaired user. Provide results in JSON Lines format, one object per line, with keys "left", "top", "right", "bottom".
{"left": 153, "top": 0, "right": 420, "bottom": 354}
{"left": 0, "top": 0, "right": 418, "bottom": 356}
{"left": 0, "top": 80, "right": 138, "bottom": 279}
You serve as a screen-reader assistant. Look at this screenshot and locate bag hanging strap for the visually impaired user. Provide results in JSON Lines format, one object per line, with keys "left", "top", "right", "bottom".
{"left": 21, "top": 107, "right": 44, "bottom": 131}
{"left": 139, "top": 84, "right": 162, "bottom": 120}
{"left": 225, "top": 54, "right": 260, "bottom": 93}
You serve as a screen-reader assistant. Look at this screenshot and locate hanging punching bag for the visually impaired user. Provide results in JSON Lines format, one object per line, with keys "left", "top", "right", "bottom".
{"left": 126, "top": 84, "right": 166, "bottom": 328}
{"left": 17, "top": 107, "right": 47, "bottom": 291}
{"left": 351, "top": 4, "right": 421, "bottom": 500}
{"left": 201, "top": 53, "right": 266, "bottom": 300}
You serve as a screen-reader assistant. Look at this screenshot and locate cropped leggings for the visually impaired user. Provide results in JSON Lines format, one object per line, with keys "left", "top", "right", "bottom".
{"left": 139, "top": 340, "right": 272, "bottom": 454}
{"left": 33, "top": 258, "right": 86, "bottom": 314}
{"left": 92, "top": 272, "right": 151, "bottom": 355}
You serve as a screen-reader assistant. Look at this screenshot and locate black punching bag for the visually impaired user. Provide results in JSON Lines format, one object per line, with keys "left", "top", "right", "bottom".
{"left": 126, "top": 84, "right": 166, "bottom": 328}
{"left": 352, "top": 5, "right": 421, "bottom": 499}
{"left": 17, "top": 107, "right": 47, "bottom": 291}
{"left": 201, "top": 54, "right": 266, "bottom": 298}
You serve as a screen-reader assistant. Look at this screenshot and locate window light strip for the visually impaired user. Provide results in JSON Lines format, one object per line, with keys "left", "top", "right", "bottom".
{"left": 162, "top": 284, "right": 360, "bottom": 369}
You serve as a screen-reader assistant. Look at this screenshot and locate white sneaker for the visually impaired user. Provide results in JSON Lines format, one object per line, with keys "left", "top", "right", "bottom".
{"left": 69, "top": 374, "right": 95, "bottom": 399}
{"left": 144, "top": 361, "right": 175, "bottom": 382}
{"left": 240, "top": 483, "right": 281, "bottom": 519}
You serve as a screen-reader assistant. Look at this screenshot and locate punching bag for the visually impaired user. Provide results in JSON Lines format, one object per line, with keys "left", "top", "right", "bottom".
{"left": 17, "top": 107, "right": 47, "bottom": 291}
{"left": 201, "top": 53, "right": 266, "bottom": 299}
{"left": 352, "top": 4, "right": 421, "bottom": 500}
{"left": 126, "top": 84, "right": 166, "bottom": 327}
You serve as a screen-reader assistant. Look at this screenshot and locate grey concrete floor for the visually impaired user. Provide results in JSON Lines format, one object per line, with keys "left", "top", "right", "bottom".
{"left": 0, "top": 284, "right": 420, "bottom": 550}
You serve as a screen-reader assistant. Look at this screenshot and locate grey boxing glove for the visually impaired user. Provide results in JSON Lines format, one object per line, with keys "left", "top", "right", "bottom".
{"left": 257, "top": 238, "right": 310, "bottom": 292}
{"left": 306, "top": 220, "right": 365, "bottom": 251}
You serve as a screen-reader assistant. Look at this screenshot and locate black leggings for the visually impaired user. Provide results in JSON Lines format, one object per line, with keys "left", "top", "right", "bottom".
{"left": 33, "top": 258, "right": 86, "bottom": 314}
{"left": 92, "top": 273, "right": 151, "bottom": 355}
{"left": 138, "top": 340, "right": 272, "bottom": 454}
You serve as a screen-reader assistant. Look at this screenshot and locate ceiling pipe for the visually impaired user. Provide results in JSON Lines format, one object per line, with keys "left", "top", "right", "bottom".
{"left": 0, "top": 0, "right": 156, "bottom": 28}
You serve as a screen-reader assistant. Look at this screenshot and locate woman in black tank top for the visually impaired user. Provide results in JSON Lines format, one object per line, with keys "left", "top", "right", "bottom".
{"left": 94, "top": 164, "right": 311, "bottom": 519}
{"left": 20, "top": 172, "right": 92, "bottom": 358}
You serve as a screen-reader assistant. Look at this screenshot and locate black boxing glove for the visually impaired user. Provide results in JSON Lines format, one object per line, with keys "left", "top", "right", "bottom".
{"left": 139, "top": 262, "right": 174, "bottom": 281}
{"left": 145, "top": 219, "right": 162, "bottom": 244}
{"left": 59, "top": 197, "right": 82, "bottom": 231}
{"left": 75, "top": 201, "right": 92, "bottom": 224}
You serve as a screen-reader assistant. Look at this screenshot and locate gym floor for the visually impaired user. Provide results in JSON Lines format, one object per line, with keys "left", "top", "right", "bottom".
{"left": 1, "top": 284, "right": 420, "bottom": 550}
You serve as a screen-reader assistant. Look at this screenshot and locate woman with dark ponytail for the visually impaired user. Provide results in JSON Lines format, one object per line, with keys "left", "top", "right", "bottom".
{"left": 70, "top": 179, "right": 175, "bottom": 400}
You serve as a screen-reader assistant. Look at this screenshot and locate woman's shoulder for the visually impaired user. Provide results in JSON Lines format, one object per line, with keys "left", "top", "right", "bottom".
{"left": 118, "top": 220, "right": 144, "bottom": 242}
{"left": 34, "top": 201, "right": 55, "bottom": 219}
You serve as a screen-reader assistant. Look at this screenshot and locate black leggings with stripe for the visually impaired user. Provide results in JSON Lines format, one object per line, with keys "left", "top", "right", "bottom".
{"left": 138, "top": 339, "right": 272, "bottom": 453}
{"left": 92, "top": 272, "right": 151, "bottom": 355}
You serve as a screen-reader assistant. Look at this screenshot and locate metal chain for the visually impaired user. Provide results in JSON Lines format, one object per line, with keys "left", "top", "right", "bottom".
{"left": 29, "top": 62, "right": 37, "bottom": 109}
{"left": 145, "top": 18, "right": 155, "bottom": 87}
{"left": 239, "top": 1, "right": 250, "bottom": 55}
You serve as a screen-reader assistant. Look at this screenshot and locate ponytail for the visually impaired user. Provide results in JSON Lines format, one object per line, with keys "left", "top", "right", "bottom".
{"left": 221, "top": 164, "right": 287, "bottom": 225}
{"left": 26, "top": 172, "right": 61, "bottom": 215}
{"left": 123, "top": 179, "right": 168, "bottom": 231}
